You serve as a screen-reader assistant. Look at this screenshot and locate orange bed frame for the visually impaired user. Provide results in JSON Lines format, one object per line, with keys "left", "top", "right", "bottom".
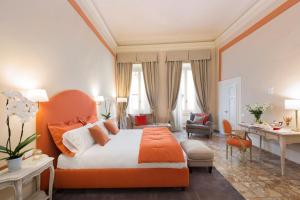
{"left": 36, "top": 90, "right": 189, "bottom": 189}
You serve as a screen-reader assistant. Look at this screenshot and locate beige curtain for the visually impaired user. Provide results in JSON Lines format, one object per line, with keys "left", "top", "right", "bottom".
{"left": 116, "top": 63, "right": 132, "bottom": 128}
{"left": 191, "top": 60, "right": 209, "bottom": 113}
{"left": 142, "top": 61, "right": 159, "bottom": 122}
{"left": 166, "top": 61, "right": 182, "bottom": 130}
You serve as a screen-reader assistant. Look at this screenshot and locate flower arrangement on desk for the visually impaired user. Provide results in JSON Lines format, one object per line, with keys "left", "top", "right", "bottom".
{"left": 246, "top": 103, "right": 271, "bottom": 124}
{"left": 0, "top": 90, "right": 38, "bottom": 171}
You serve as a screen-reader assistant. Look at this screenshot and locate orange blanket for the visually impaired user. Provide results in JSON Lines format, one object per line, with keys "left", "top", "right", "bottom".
{"left": 138, "top": 127, "right": 185, "bottom": 163}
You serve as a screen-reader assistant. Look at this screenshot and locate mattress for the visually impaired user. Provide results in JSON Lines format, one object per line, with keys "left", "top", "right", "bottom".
{"left": 57, "top": 129, "right": 187, "bottom": 169}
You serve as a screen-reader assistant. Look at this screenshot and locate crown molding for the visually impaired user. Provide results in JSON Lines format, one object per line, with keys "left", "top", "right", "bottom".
{"left": 76, "top": 0, "right": 118, "bottom": 52}
{"left": 73, "top": 0, "right": 288, "bottom": 54}
{"left": 116, "top": 41, "right": 215, "bottom": 53}
{"left": 215, "top": 0, "right": 285, "bottom": 48}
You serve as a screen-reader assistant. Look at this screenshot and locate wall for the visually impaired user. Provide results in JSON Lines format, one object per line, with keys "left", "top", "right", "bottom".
{"left": 0, "top": 0, "right": 115, "bottom": 199}
{"left": 221, "top": 3, "right": 300, "bottom": 163}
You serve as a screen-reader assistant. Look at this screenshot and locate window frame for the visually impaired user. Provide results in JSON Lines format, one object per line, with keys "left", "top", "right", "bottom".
{"left": 128, "top": 63, "right": 150, "bottom": 114}
{"left": 181, "top": 62, "right": 195, "bottom": 113}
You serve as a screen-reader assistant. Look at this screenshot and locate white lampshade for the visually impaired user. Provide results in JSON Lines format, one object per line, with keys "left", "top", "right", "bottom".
{"left": 116, "top": 97, "right": 127, "bottom": 103}
{"left": 285, "top": 99, "right": 300, "bottom": 110}
{"left": 94, "top": 95, "right": 105, "bottom": 103}
{"left": 23, "top": 89, "right": 48, "bottom": 102}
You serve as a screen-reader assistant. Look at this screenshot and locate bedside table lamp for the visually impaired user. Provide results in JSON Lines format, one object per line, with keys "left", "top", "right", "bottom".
{"left": 94, "top": 95, "right": 104, "bottom": 105}
{"left": 23, "top": 89, "right": 49, "bottom": 159}
{"left": 94, "top": 95, "right": 104, "bottom": 117}
{"left": 285, "top": 99, "right": 300, "bottom": 132}
{"left": 23, "top": 89, "right": 49, "bottom": 107}
{"left": 116, "top": 97, "right": 127, "bottom": 103}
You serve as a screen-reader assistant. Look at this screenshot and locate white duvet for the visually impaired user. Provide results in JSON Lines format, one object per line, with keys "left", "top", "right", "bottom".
{"left": 57, "top": 129, "right": 187, "bottom": 169}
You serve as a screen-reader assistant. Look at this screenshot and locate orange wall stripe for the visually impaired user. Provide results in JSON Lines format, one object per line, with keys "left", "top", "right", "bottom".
{"left": 218, "top": 0, "right": 300, "bottom": 81}
{"left": 68, "top": 0, "right": 115, "bottom": 57}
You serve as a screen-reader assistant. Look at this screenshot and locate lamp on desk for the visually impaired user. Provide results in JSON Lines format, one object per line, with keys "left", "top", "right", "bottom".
{"left": 285, "top": 99, "right": 300, "bottom": 132}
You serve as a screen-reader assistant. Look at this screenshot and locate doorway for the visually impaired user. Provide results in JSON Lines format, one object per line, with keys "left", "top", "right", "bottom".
{"left": 218, "top": 77, "right": 241, "bottom": 134}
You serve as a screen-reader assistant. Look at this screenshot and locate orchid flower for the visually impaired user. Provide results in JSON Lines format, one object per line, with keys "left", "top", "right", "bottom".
{"left": 1, "top": 90, "right": 38, "bottom": 160}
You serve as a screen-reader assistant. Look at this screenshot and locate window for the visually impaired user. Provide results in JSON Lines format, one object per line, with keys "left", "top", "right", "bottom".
{"left": 174, "top": 63, "right": 201, "bottom": 129}
{"left": 180, "top": 63, "right": 199, "bottom": 112}
{"left": 127, "top": 64, "right": 150, "bottom": 114}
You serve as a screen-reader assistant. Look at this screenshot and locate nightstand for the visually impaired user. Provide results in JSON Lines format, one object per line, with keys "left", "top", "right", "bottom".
{"left": 0, "top": 155, "right": 54, "bottom": 200}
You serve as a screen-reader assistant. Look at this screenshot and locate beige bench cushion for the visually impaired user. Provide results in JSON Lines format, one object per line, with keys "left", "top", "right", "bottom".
{"left": 181, "top": 140, "right": 214, "bottom": 160}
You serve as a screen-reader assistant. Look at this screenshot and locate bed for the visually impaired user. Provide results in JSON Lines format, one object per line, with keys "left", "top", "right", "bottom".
{"left": 36, "top": 90, "right": 189, "bottom": 189}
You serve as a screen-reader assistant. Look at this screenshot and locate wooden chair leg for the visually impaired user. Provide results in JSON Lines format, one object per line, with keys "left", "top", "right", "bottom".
{"left": 226, "top": 145, "right": 228, "bottom": 159}
{"left": 208, "top": 166, "right": 213, "bottom": 173}
{"left": 230, "top": 146, "right": 233, "bottom": 157}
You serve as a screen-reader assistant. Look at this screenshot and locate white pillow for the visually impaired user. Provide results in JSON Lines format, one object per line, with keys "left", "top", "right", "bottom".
{"left": 62, "top": 125, "right": 95, "bottom": 154}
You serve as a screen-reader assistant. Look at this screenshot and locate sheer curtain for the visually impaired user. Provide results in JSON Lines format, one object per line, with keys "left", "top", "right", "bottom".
{"left": 174, "top": 63, "right": 201, "bottom": 130}
{"left": 116, "top": 63, "right": 132, "bottom": 128}
{"left": 127, "top": 64, "right": 150, "bottom": 114}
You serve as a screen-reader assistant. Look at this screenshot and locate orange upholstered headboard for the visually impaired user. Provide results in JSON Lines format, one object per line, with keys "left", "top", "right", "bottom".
{"left": 36, "top": 90, "right": 97, "bottom": 163}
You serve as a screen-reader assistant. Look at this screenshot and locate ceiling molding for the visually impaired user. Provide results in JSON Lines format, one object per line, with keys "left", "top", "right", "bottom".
{"left": 215, "top": 0, "right": 285, "bottom": 48}
{"left": 116, "top": 42, "right": 215, "bottom": 53}
{"left": 72, "top": 0, "right": 290, "bottom": 54}
{"left": 76, "top": 0, "right": 118, "bottom": 52}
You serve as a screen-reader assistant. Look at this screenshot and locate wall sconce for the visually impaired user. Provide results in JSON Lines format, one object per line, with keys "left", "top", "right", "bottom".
{"left": 94, "top": 95, "right": 105, "bottom": 105}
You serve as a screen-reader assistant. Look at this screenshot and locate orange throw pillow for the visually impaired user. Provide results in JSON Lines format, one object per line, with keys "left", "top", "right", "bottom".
{"left": 48, "top": 123, "right": 83, "bottom": 157}
{"left": 104, "top": 119, "right": 119, "bottom": 135}
{"left": 88, "top": 125, "right": 110, "bottom": 146}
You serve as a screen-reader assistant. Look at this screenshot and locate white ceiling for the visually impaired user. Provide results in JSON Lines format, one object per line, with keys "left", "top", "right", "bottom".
{"left": 89, "top": 0, "right": 258, "bottom": 46}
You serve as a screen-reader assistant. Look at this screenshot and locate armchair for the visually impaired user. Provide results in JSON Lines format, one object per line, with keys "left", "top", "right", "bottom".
{"left": 186, "top": 113, "right": 213, "bottom": 138}
{"left": 223, "top": 119, "right": 252, "bottom": 160}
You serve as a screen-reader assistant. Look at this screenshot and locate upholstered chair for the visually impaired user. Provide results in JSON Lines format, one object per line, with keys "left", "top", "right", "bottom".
{"left": 222, "top": 120, "right": 252, "bottom": 160}
{"left": 186, "top": 113, "right": 213, "bottom": 138}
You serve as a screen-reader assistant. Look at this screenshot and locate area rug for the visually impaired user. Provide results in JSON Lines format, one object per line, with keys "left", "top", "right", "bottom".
{"left": 53, "top": 167, "right": 244, "bottom": 200}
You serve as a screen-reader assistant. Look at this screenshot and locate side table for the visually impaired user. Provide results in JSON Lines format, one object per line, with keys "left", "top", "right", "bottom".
{"left": 0, "top": 155, "right": 54, "bottom": 200}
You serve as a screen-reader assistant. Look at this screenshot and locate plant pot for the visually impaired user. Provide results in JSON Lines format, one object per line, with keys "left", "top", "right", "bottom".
{"left": 7, "top": 157, "right": 22, "bottom": 172}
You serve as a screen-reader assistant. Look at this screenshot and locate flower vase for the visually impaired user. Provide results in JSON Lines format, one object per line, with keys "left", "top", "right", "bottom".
{"left": 254, "top": 113, "right": 262, "bottom": 124}
{"left": 7, "top": 157, "right": 22, "bottom": 172}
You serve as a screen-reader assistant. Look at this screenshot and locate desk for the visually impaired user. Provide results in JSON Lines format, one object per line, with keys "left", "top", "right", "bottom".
{"left": 239, "top": 122, "right": 300, "bottom": 176}
{"left": 0, "top": 155, "right": 54, "bottom": 200}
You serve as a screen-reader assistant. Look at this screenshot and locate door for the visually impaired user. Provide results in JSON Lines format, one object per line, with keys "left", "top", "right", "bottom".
{"left": 218, "top": 77, "right": 241, "bottom": 134}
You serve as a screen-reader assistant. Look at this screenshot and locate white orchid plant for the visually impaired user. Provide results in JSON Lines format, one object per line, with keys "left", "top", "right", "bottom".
{"left": 0, "top": 90, "right": 38, "bottom": 160}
